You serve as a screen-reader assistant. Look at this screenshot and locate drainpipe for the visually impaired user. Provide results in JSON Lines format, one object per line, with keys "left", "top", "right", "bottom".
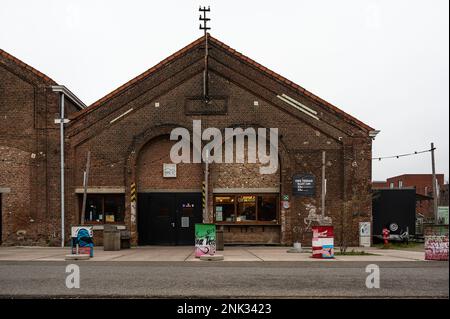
{"left": 51, "top": 85, "right": 86, "bottom": 248}
{"left": 59, "top": 93, "right": 65, "bottom": 247}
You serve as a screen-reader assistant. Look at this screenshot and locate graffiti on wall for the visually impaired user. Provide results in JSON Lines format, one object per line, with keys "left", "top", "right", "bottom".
{"left": 195, "top": 223, "right": 216, "bottom": 257}
{"left": 425, "top": 236, "right": 449, "bottom": 261}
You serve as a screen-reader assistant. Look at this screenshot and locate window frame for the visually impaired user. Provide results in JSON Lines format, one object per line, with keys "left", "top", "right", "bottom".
{"left": 213, "top": 193, "right": 279, "bottom": 225}
{"left": 78, "top": 193, "right": 125, "bottom": 225}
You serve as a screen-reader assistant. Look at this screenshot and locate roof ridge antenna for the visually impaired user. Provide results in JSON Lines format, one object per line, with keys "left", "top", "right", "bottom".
{"left": 199, "top": 6, "right": 211, "bottom": 103}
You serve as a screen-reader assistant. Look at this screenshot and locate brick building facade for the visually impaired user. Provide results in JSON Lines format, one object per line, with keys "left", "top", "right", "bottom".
{"left": 0, "top": 49, "right": 84, "bottom": 245}
{"left": 1, "top": 35, "right": 376, "bottom": 246}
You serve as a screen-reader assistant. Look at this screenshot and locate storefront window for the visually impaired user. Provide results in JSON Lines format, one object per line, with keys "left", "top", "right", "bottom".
{"left": 257, "top": 195, "right": 277, "bottom": 222}
{"left": 213, "top": 194, "right": 278, "bottom": 224}
{"left": 80, "top": 194, "right": 125, "bottom": 224}
{"left": 214, "top": 196, "right": 235, "bottom": 222}
{"left": 104, "top": 195, "right": 124, "bottom": 223}
{"left": 85, "top": 196, "right": 102, "bottom": 223}
{"left": 237, "top": 195, "right": 256, "bottom": 221}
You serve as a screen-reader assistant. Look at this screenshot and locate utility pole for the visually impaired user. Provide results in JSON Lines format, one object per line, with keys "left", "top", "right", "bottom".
{"left": 431, "top": 142, "right": 438, "bottom": 224}
{"left": 80, "top": 151, "right": 91, "bottom": 225}
{"left": 199, "top": 6, "right": 211, "bottom": 102}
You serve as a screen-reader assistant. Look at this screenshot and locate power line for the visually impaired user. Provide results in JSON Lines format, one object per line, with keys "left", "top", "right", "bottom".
{"left": 372, "top": 147, "right": 435, "bottom": 161}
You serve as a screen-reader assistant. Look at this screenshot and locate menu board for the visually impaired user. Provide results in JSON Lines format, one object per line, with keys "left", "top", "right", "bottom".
{"left": 292, "top": 174, "right": 316, "bottom": 196}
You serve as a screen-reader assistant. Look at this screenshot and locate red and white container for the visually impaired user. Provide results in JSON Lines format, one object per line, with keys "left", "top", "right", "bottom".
{"left": 312, "top": 226, "right": 334, "bottom": 259}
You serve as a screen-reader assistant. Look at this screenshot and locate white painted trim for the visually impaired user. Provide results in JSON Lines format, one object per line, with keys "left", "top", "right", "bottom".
{"left": 213, "top": 187, "right": 280, "bottom": 194}
{"left": 74, "top": 187, "right": 125, "bottom": 194}
{"left": 281, "top": 94, "right": 318, "bottom": 115}
{"left": 51, "top": 85, "right": 86, "bottom": 109}
{"left": 110, "top": 108, "right": 133, "bottom": 124}
{"left": 92, "top": 225, "right": 126, "bottom": 231}
{"left": 0, "top": 187, "right": 11, "bottom": 193}
{"left": 277, "top": 95, "right": 320, "bottom": 120}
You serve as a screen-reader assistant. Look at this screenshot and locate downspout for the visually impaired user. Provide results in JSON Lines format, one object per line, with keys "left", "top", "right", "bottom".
{"left": 59, "top": 93, "right": 65, "bottom": 247}
{"left": 51, "top": 85, "right": 86, "bottom": 248}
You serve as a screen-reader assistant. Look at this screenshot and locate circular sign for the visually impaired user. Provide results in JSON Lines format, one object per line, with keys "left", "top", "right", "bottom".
{"left": 389, "top": 223, "right": 399, "bottom": 232}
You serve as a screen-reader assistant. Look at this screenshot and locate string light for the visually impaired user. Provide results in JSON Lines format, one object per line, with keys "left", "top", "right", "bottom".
{"left": 372, "top": 147, "right": 435, "bottom": 161}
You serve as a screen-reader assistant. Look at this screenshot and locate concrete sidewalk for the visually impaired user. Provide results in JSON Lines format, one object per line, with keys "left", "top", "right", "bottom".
{"left": 0, "top": 245, "right": 427, "bottom": 262}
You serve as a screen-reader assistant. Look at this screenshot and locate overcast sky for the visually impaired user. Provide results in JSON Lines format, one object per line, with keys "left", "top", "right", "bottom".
{"left": 1, "top": 0, "right": 448, "bottom": 181}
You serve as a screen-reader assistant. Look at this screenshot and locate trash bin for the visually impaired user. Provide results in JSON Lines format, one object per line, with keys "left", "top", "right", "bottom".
{"left": 120, "top": 230, "right": 131, "bottom": 249}
{"left": 103, "top": 225, "right": 121, "bottom": 251}
{"left": 216, "top": 227, "right": 224, "bottom": 251}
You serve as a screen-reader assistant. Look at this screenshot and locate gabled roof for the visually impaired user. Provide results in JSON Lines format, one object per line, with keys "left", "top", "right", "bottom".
{"left": 0, "top": 48, "right": 56, "bottom": 85}
{"left": 75, "top": 35, "right": 374, "bottom": 131}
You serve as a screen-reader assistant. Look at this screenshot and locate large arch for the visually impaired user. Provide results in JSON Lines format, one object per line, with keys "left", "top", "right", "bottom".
{"left": 126, "top": 125, "right": 204, "bottom": 245}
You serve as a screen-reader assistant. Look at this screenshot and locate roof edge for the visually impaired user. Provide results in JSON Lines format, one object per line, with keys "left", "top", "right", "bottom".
{"left": 51, "top": 85, "right": 87, "bottom": 110}
{"left": 72, "top": 35, "right": 206, "bottom": 119}
{"left": 208, "top": 36, "right": 374, "bottom": 132}
{"left": 0, "top": 48, "right": 57, "bottom": 85}
{"left": 71, "top": 34, "right": 375, "bottom": 132}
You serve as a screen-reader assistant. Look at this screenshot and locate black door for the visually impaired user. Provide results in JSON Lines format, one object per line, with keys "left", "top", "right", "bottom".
{"left": 138, "top": 193, "right": 202, "bottom": 245}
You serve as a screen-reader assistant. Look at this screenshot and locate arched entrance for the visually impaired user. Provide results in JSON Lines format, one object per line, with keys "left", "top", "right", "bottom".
{"left": 136, "top": 135, "right": 203, "bottom": 245}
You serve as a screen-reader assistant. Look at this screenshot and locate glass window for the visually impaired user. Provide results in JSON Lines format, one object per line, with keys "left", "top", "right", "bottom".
{"left": 104, "top": 195, "right": 124, "bottom": 223}
{"left": 257, "top": 195, "right": 277, "bottom": 222}
{"left": 215, "top": 196, "right": 235, "bottom": 222}
{"left": 85, "top": 196, "right": 103, "bottom": 223}
{"left": 81, "top": 194, "right": 125, "bottom": 224}
{"left": 237, "top": 195, "right": 256, "bottom": 221}
{"left": 213, "top": 194, "right": 279, "bottom": 224}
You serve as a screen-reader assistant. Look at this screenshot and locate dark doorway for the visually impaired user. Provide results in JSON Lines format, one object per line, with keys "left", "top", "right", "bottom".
{"left": 138, "top": 193, "right": 202, "bottom": 245}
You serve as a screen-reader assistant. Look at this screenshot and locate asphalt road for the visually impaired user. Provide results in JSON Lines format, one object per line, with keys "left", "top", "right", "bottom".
{"left": 0, "top": 261, "right": 448, "bottom": 298}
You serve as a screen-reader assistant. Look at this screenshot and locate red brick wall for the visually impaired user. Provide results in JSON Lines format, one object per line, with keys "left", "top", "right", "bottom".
{"left": 386, "top": 174, "right": 445, "bottom": 196}
{"left": 65, "top": 41, "right": 373, "bottom": 246}
{"left": 1, "top": 51, "right": 80, "bottom": 245}
{"left": 1, "top": 39, "right": 374, "bottom": 247}
{"left": 137, "top": 135, "right": 203, "bottom": 190}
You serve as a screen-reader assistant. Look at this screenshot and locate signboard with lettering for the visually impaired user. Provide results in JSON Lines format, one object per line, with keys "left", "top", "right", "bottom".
{"left": 163, "top": 163, "right": 177, "bottom": 178}
{"left": 292, "top": 174, "right": 316, "bottom": 196}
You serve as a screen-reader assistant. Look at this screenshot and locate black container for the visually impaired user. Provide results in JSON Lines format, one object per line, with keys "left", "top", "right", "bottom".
{"left": 372, "top": 188, "right": 416, "bottom": 242}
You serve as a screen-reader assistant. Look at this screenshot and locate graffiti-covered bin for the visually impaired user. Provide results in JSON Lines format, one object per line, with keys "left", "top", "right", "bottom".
{"left": 312, "top": 226, "right": 334, "bottom": 259}
{"left": 195, "top": 224, "right": 216, "bottom": 257}
{"left": 71, "top": 226, "right": 94, "bottom": 257}
{"left": 425, "top": 235, "right": 449, "bottom": 261}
